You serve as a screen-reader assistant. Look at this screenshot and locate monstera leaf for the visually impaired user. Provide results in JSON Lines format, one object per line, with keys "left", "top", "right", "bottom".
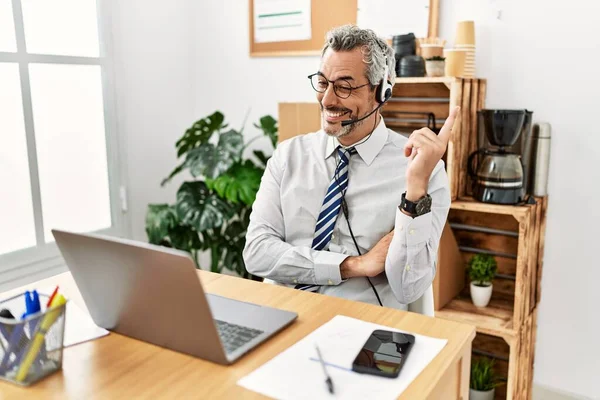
{"left": 176, "top": 111, "right": 226, "bottom": 157}
{"left": 254, "top": 115, "right": 278, "bottom": 148}
{"left": 176, "top": 181, "right": 235, "bottom": 232}
{"left": 205, "top": 160, "right": 263, "bottom": 205}
{"left": 201, "top": 220, "right": 248, "bottom": 275}
{"left": 186, "top": 129, "right": 243, "bottom": 179}
{"left": 161, "top": 112, "right": 227, "bottom": 185}
{"left": 146, "top": 204, "right": 178, "bottom": 244}
{"left": 168, "top": 225, "right": 204, "bottom": 254}
{"left": 220, "top": 220, "right": 248, "bottom": 277}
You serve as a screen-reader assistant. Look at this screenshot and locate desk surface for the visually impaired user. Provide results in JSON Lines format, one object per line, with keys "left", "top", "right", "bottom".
{"left": 0, "top": 271, "right": 475, "bottom": 399}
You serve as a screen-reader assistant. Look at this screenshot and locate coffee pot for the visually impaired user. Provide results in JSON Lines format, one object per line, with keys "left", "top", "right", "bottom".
{"left": 468, "top": 109, "right": 531, "bottom": 204}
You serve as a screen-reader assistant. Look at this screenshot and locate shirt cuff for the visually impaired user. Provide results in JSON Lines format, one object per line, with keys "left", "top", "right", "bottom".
{"left": 313, "top": 251, "right": 347, "bottom": 285}
{"left": 395, "top": 208, "right": 433, "bottom": 246}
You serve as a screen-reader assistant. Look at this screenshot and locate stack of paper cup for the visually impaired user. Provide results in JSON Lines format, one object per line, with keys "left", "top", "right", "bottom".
{"left": 444, "top": 49, "right": 467, "bottom": 77}
{"left": 455, "top": 21, "right": 475, "bottom": 78}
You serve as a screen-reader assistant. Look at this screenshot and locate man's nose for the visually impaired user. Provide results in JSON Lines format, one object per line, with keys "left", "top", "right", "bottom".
{"left": 321, "top": 83, "right": 338, "bottom": 108}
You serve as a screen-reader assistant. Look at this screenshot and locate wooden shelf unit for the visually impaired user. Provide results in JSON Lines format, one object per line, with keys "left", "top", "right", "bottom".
{"left": 433, "top": 196, "right": 547, "bottom": 400}
{"left": 436, "top": 197, "right": 547, "bottom": 332}
{"left": 470, "top": 309, "right": 539, "bottom": 400}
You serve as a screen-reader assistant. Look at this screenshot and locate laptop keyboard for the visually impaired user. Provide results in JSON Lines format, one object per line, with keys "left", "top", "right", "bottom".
{"left": 215, "top": 320, "right": 264, "bottom": 354}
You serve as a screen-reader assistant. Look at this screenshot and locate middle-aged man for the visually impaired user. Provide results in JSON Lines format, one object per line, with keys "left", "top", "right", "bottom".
{"left": 243, "top": 24, "right": 458, "bottom": 310}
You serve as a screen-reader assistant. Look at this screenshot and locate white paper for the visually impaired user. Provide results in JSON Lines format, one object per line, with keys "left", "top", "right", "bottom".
{"left": 40, "top": 288, "right": 109, "bottom": 347}
{"left": 238, "top": 315, "right": 447, "bottom": 400}
{"left": 62, "top": 301, "right": 109, "bottom": 347}
{"left": 254, "top": 0, "right": 311, "bottom": 43}
{"left": 357, "top": 0, "right": 430, "bottom": 40}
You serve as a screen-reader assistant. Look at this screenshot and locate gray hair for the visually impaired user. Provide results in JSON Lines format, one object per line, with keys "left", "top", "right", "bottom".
{"left": 322, "top": 24, "right": 396, "bottom": 91}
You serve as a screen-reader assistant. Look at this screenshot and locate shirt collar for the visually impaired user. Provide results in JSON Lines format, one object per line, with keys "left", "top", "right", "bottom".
{"left": 324, "top": 117, "right": 389, "bottom": 166}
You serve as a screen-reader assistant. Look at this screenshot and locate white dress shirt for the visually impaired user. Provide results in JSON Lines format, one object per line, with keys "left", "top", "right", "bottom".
{"left": 243, "top": 118, "right": 451, "bottom": 310}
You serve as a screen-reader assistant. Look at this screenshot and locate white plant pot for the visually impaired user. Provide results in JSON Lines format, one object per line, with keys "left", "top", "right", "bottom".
{"left": 470, "top": 282, "right": 493, "bottom": 308}
{"left": 469, "top": 388, "right": 495, "bottom": 400}
{"left": 425, "top": 60, "right": 445, "bottom": 77}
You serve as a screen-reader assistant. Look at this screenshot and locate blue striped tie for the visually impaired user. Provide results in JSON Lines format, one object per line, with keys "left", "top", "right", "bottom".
{"left": 295, "top": 146, "right": 356, "bottom": 292}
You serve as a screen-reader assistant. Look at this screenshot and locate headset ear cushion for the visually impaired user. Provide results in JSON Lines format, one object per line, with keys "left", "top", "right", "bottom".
{"left": 375, "top": 82, "right": 384, "bottom": 104}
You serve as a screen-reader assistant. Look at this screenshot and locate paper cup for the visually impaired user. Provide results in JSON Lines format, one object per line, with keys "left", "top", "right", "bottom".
{"left": 444, "top": 49, "right": 467, "bottom": 77}
{"left": 455, "top": 20, "right": 475, "bottom": 45}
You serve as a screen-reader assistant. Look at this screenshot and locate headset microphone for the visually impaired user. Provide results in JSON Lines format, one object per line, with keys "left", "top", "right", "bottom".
{"left": 340, "top": 61, "right": 393, "bottom": 127}
{"left": 341, "top": 97, "right": 389, "bottom": 127}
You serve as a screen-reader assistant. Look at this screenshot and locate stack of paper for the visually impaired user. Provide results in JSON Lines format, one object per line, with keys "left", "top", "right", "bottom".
{"left": 61, "top": 301, "right": 109, "bottom": 347}
{"left": 39, "top": 287, "right": 109, "bottom": 347}
{"left": 238, "top": 315, "right": 447, "bottom": 400}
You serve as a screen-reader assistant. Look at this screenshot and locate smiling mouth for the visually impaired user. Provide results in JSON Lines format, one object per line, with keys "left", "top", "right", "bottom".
{"left": 323, "top": 109, "right": 350, "bottom": 123}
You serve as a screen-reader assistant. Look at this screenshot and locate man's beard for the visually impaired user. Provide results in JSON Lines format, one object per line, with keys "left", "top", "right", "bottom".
{"left": 321, "top": 106, "right": 366, "bottom": 138}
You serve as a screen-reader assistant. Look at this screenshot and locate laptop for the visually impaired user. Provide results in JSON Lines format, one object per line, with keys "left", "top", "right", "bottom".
{"left": 51, "top": 229, "right": 298, "bottom": 365}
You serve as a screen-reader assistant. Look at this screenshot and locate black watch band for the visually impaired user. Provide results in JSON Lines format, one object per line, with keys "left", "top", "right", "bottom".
{"left": 400, "top": 192, "right": 432, "bottom": 217}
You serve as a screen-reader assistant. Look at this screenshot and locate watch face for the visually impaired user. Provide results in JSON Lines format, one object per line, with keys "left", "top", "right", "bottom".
{"left": 416, "top": 195, "right": 432, "bottom": 215}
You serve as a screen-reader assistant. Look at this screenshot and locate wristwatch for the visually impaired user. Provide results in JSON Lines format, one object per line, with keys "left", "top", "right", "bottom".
{"left": 399, "top": 192, "right": 432, "bottom": 217}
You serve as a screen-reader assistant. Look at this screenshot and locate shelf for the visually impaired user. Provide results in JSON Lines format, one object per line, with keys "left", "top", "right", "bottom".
{"left": 450, "top": 197, "right": 536, "bottom": 221}
{"left": 435, "top": 295, "right": 518, "bottom": 342}
{"left": 395, "top": 77, "right": 454, "bottom": 85}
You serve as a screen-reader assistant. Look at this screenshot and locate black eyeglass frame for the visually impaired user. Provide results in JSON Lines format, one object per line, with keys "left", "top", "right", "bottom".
{"left": 307, "top": 72, "right": 371, "bottom": 99}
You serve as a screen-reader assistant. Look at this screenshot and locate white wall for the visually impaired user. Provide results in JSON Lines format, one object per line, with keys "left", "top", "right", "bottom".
{"left": 438, "top": 1, "right": 600, "bottom": 398}
{"left": 110, "top": 0, "right": 197, "bottom": 240}
{"left": 114, "top": 1, "right": 600, "bottom": 397}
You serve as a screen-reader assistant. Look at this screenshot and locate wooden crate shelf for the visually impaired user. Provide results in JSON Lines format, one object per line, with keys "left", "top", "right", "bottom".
{"left": 436, "top": 295, "right": 516, "bottom": 342}
{"left": 435, "top": 197, "right": 547, "bottom": 400}
{"left": 469, "top": 309, "right": 539, "bottom": 400}
{"left": 395, "top": 76, "right": 455, "bottom": 86}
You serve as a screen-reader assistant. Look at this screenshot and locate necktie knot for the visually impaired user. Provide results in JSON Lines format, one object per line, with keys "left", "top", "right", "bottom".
{"left": 337, "top": 146, "right": 356, "bottom": 165}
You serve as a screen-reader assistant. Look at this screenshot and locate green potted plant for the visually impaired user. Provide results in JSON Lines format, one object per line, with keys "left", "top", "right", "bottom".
{"left": 470, "top": 356, "right": 503, "bottom": 400}
{"left": 145, "top": 111, "right": 277, "bottom": 279}
{"left": 425, "top": 55, "right": 445, "bottom": 77}
{"left": 467, "top": 254, "right": 497, "bottom": 307}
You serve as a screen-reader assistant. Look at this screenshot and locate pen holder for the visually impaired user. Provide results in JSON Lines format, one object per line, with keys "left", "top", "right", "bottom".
{"left": 0, "top": 293, "right": 67, "bottom": 386}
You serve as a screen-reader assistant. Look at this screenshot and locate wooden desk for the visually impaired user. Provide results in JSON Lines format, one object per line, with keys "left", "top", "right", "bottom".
{"left": 0, "top": 271, "right": 475, "bottom": 399}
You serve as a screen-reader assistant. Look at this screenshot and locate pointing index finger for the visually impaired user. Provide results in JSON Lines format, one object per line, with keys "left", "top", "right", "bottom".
{"left": 438, "top": 106, "right": 460, "bottom": 143}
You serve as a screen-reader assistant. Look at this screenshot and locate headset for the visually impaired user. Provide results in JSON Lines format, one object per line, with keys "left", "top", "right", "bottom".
{"left": 341, "top": 43, "right": 393, "bottom": 127}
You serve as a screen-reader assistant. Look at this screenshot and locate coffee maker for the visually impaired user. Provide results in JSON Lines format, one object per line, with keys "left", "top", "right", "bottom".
{"left": 468, "top": 109, "right": 534, "bottom": 204}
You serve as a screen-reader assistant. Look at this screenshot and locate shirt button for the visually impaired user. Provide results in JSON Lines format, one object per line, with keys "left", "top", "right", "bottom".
{"left": 399, "top": 225, "right": 403, "bottom": 231}
{"left": 328, "top": 279, "right": 333, "bottom": 285}
{"left": 293, "top": 279, "right": 298, "bottom": 283}
{"left": 409, "top": 229, "right": 415, "bottom": 235}
{"left": 331, "top": 234, "right": 335, "bottom": 240}
{"left": 405, "top": 265, "right": 411, "bottom": 271}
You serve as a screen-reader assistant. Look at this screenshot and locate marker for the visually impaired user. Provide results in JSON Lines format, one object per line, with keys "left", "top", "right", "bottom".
{"left": 46, "top": 286, "right": 59, "bottom": 308}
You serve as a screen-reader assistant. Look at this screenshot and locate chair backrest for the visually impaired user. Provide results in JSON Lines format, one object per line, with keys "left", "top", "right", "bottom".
{"left": 407, "top": 284, "right": 435, "bottom": 317}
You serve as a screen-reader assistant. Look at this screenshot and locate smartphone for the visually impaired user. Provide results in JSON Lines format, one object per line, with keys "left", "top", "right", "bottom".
{"left": 351, "top": 329, "right": 415, "bottom": 378}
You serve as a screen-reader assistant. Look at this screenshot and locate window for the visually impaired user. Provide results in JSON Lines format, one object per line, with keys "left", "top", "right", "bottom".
{"left": 0, "top": 0, "right": 126, "bottom": 286}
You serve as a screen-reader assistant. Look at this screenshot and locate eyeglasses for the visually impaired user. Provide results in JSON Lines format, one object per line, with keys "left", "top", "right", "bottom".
{"left": 308, "top": 73, "right": 371, "bottom": 99}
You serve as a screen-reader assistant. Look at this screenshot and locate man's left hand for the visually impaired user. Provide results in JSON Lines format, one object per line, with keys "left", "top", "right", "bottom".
{"left": 403, "top": 106, "right": 460, "bottom": 200}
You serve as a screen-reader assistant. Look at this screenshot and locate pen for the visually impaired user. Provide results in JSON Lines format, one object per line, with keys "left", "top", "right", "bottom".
{"left": 315, "top": 344, "right": 335, "bottom": 395}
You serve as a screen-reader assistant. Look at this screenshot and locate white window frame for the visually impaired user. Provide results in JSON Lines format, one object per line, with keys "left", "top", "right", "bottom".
{"left": 0, "top": 0, "right": 129, "bottom": 290}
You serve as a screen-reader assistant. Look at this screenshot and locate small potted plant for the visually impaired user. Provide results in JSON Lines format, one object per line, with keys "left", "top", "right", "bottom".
{"left": 467, "top": 254, "right": 497, "bottom": 307}
{"left": 425, "top": 56, "right": 445, "bottom": 77}
{"left": 470, "top": 357, "right": 503, "bottom": 400}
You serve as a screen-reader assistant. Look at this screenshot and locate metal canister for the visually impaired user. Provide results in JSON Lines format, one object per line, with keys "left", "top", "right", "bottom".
{"left": 530, "top": 123, "right": 551, "bottom": 196}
